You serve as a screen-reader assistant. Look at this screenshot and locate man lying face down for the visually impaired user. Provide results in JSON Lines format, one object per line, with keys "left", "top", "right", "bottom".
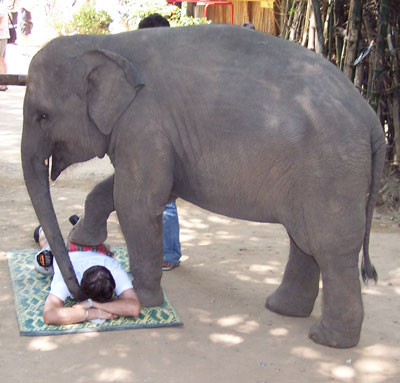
{"left": 34, "top": 225, "right": 141, "bottom": 325}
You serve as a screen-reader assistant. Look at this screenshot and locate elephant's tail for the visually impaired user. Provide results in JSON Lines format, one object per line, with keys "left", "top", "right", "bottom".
{"left": 361, "top": 126, "right": 386, "bottom": 283}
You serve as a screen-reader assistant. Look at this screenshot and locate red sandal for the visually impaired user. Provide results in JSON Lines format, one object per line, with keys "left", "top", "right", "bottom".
{"left": 162, "top": 261, "right": 180, "bottom": 271}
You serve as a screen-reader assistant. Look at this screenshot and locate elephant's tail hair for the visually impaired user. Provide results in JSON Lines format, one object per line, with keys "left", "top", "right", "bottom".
{"left": 361, "top": 128, "right": 386, "bottom": 284}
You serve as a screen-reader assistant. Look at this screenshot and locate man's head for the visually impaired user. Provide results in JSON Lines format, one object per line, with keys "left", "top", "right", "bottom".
{"left": 138, "top": 13, "right": 170, "bottom": 29}
{"left": 81, "top": 266, "right": 116, "bottom": 302}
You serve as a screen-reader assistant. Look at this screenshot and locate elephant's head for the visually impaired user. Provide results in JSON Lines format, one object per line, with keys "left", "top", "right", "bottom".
{"left": 21, "top": 37, "right": 144, "bottom": 299}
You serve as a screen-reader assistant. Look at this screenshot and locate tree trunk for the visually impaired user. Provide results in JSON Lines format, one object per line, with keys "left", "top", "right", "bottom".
{"left": 343, "top": 0, "right": 364, "bottom": 81}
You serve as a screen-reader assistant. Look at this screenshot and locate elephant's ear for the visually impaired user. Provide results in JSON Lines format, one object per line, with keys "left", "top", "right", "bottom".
{"left": 81, "top": 49, "right": 145, "bottom": 135}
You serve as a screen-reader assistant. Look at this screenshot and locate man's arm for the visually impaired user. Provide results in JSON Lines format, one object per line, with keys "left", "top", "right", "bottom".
{"left": 74, "top": 288, "right": 141, "bottom": 318}
{"left": 43, "top": 293, "right": 116, "bottom": 325}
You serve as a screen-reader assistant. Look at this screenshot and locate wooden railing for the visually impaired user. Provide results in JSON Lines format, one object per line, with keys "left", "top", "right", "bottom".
{"left": 0, "top": 74, "right": 27, "bottom": 86}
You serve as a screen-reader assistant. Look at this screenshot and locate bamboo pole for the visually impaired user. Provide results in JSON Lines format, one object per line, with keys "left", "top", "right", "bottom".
{"left": 311, "top": 0, "right": 326, "bottom": 56}
{"left": 334, "top": 0, "right": 346, "bottom": 67}
{"left": 343, "top": 0, "right": 364, "bottom": 81}
{"left": 370, "top": 0, "right": 390, "bottom": 112}
{"left": 327, "top": 0, "right": 334, "bottom": 61}
{"left": 308, "top": 6, "right": 316, "bottom": 50}
{"left": 390, "top": 29, "right": 400, "bottom": 165}
{"left": 301, "top": 0, "right": 312, "bottom": 45}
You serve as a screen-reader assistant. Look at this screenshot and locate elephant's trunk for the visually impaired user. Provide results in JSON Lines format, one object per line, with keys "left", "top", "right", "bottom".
{"left": 21, "top": 128, "right": 87, "bottom": 301}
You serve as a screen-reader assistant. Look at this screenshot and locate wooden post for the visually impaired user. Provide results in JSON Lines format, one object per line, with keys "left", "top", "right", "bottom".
{"left": 0, "top": 74, "right": 27, "bottom": 86}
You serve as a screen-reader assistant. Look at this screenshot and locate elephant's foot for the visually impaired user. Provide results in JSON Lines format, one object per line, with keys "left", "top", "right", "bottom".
{"left": 136, "top": 286, "right": 164, "bottom": 307}
{"left": 68, "top": 218, "right": 107, "bottom": 246}
{"left": 265, "top": 286, "right": 316, "bottom": 317}
{"left": 309, "top": 320, "right": 361, "bottom": 348}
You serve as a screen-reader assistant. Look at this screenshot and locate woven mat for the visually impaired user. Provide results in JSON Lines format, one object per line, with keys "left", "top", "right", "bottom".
{"left": 7, "top": 247, "right": 182, "bottom": 336}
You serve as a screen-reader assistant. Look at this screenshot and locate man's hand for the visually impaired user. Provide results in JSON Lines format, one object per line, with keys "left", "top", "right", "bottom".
{"left": 88, "top": 289, "right": 141, "bottom": 318}
{"left": 91, "top": 309, "right": 117, "bottom": 321}
{"left": 43, "top": 289, "right": 141, "bottom": 325}
{"left": 73, "top": 299, "right": 94, "bottom": 310}
{"left": 44, "top": 294, "right": 117, "bottom": 325}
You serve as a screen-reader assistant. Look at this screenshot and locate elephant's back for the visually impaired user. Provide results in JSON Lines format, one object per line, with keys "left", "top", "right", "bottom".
{"left": 123, "top": 25, "right": 374, "bottom": 121}
{"left": 90, "top": 25, "right": 379, "bottom": 151}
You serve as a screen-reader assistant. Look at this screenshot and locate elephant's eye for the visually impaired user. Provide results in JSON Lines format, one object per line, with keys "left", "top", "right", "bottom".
{"left": 36, "top": 112, "right": 51, "bottom": 131}
{"left": 36, "top": 112, "right": 49, "bottom": 124}
{"left": 39, "top": 113, "right": 48, "bottom": 121}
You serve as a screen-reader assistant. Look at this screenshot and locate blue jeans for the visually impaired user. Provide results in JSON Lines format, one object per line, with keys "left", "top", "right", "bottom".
{"left": 162, "top": 202, "right": 182, "bottom": 265}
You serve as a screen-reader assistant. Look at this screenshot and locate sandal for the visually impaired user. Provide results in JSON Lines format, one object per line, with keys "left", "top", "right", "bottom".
{"left": 0, "top": 85, "right": 8, "bottom": 91}
{"left": 162, "top": 261, "right": 180, "bottom": 271}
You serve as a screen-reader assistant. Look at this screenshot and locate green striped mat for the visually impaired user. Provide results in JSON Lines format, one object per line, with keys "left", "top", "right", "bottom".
{"left": 7, "top": 247, "right": 182, "bottom": 336}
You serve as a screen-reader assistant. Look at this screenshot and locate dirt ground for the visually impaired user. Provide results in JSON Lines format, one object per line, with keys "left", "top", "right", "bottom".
{"left": 1, "top": 57, "right": 400, "bottom": 383}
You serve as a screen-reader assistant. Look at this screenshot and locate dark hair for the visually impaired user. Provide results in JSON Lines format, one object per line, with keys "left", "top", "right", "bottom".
{"left": 138, "top": 13, "right": 170, "bottom": 29}
{"left": 81, "top": 266, "right": 116, "bottom": 303}
{"left": 242, "top": 22, "right": 256, "bottom": 30}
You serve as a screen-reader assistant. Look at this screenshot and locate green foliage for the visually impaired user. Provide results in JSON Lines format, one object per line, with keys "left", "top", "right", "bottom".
{"left": 47, "top": 9, "right": 72, "bottom": 36}
{"left": 119, "top": 0, "right": 210, "bottom": 30}
{"left": 48, "top": 1, "right": 208, "bottom": 36}
{"left": 68, "top": 5, "right": 113, "bottom": 35}
{"left": 48, "top": 5, "right": 112, "bottom": 36}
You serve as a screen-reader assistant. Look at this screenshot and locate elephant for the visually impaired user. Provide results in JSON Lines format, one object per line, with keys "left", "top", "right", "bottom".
{"left": 21, "top": 25, "right": 386, "bottom": 348}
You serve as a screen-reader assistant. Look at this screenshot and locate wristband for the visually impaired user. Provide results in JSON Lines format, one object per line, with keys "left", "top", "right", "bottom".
{"left": 88, "top": 298, "right": 94, "bottom": 308}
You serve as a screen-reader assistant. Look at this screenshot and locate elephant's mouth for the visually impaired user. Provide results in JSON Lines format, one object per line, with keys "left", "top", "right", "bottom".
{"left": 50, "top": 156, "right": 61, "bottom": 181}
{"left": 49, "top": 141, "right": 69, "bottom": 181}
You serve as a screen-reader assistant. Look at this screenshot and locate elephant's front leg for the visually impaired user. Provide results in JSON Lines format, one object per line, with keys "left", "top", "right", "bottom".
{"left": 68, "top": 175, "right": 115, "bottom": 246}
{"left": 114, "top": 175, "right": 165, "bottom": 307}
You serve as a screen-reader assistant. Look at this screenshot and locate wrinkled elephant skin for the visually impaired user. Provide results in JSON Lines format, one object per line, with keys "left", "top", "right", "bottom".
{"left": 21, "top": 25, "right": 385, "bottom": 348}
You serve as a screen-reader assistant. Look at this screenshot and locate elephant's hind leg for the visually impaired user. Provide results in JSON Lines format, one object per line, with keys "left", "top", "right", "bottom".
{"left": 308, "top": 252, "right": 363, "bottom": 348}
{"left": 265, "top": 236, "right": 320, "bottom": 317}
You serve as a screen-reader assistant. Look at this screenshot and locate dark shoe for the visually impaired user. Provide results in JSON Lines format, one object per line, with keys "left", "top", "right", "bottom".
{"left": 33, "top": 225, "right": 42, "bottom": 243}
{"left": 162, "top": 261, "right": 180, "bottom": 271}
{"left": 37, "top": 249, "right": 53, "bottom": 268}
{"left": 34, "top": 247, "right": 54, "bottom": 276}
{"left": 69, "top": 215, "right": 79, "bottom": 225}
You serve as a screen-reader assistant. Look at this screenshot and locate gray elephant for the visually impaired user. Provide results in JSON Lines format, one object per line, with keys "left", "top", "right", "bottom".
{"left": 21, "top": 25, "right": 385, "bottom": 348}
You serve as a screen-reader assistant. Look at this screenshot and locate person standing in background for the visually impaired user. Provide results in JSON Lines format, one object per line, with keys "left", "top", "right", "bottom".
{"left": 19, "top": 0, "right": 32, "bottom": 51}
{"left": 0, "top": 0, "right": 10, "bottom": 91}
{"left": 138, "top": 13, "right": 182, "bottom": 271}
{"left": 7, "top": 0, "right": 18, "bottom": 44}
